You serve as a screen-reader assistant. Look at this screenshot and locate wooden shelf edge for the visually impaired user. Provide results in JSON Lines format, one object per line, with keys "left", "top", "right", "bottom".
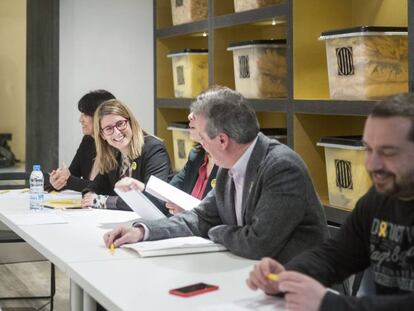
{"left": 156, "top": 98, "right": 194, "bottom": 109}
{"left": 156, "top": 20, "right": 208, "bottom": 38}
{"left": 213, "top": 4, "right": 288, "bottom": 29}
{"left": 293, "top": 99, "right": 380, "bottom": 116}
{"left": 156, "top": 98, "right": 288, "bottom": 112}
{"left": 247, "top": 98, "right": 288, "bottom": 112}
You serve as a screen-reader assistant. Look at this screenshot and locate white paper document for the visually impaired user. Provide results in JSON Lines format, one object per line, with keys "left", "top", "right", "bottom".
{"left": 145, "top": 175, "right": 201, "bottom": 211}
{"left": 114, "top": 188, "right": 166, "bottom": 220}
{"left": 7, "top": 211, "right": 68, "bottom": 226}
{"left": 123, "top": 236, "right": 227, "bottom": 257}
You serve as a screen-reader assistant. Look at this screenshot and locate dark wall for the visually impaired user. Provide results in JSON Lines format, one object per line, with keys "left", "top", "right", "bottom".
{"left": 26, "top": 0, "right": 59, "bottom": 172}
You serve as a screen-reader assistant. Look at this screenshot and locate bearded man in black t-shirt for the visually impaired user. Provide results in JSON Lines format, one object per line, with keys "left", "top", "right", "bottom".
{"left": 247, "top": 93, "right": 414, "bottom": 311}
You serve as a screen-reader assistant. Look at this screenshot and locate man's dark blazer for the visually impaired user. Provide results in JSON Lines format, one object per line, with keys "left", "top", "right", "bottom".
{"left": 139, "top": 133, "right": 328, "bottom": 262}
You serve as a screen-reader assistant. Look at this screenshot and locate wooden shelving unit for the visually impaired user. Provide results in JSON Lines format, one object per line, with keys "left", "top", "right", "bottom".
{"left": 153, "top": 0, "right": 411, "bottom": 225}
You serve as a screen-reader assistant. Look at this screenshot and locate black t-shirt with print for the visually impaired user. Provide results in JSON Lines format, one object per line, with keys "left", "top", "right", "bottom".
{"left": 285, "top": 187, "right": 414, "bottom": 311}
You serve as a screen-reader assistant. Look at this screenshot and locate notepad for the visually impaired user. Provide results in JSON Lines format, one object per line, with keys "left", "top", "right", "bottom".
{"left": 43, "top": 190, "right": 84, "bottom": 210}
{"left": 44, "top": 199, "right": 82, "bottom": 210}
{"left": 114, "top": 188, "right": 166, "bottom": 220}
{"left": 145, "top": 175, "right": 201, "bottom": 211}
{"left": 123, "top": 236, "right": 226, "bottom": 257}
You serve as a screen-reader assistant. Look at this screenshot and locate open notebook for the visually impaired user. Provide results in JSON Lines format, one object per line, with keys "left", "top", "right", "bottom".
{"left": 123, "top": 236, "right": 226, "bottom": 257}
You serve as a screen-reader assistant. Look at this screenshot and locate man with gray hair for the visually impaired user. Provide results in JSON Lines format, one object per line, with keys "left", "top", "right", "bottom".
{"left": 104, "top": 87, "right": 327, "bottom": 261}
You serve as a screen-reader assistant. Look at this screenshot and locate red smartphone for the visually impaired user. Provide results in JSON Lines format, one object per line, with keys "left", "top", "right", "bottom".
{"left": 169, "top": 282, "right": 219, "bottom": 297}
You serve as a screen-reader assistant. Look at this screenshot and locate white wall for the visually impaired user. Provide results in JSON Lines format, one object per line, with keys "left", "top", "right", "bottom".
{"left": 59, "top": 0, "right": 153, "bottom": 165}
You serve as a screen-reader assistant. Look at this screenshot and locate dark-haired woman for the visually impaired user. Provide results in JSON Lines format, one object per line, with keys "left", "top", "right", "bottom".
{"left": 49, "top": 89, "right": 115, "bottom": 192}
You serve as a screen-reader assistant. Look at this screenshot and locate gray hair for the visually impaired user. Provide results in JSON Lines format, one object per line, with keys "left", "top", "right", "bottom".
{"left": 370, "top": 93, "right": 414, "bottom": 143}
{"left": 190, "top": 87, "right": 259, "bottom": 144}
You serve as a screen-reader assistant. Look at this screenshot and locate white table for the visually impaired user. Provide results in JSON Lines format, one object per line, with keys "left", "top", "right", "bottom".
{"left": 0, "top": 195, "right": 286, "bottom": 311}
{"left": 67, "top": 252, "right": 284, "bottom": 311}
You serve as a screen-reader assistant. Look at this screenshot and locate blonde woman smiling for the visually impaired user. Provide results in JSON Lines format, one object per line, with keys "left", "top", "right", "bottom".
{"left": 81, "top": 99, "right": 172, "bottom": 214}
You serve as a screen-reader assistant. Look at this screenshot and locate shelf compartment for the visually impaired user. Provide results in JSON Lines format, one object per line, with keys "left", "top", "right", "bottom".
{"left": 156, "top": 35, "right": 208, "bottom": 98}
{"left": 212, "top": 22, "right": 287, "bottom": 91}
{"left": 155, "top": 0, "right": 208, "bottom": 32}
{"left": 293, "top": 114, "right": 366, "bottom": 205}
{"left": 293, "top": 0, "right": 408, "bottom": 100}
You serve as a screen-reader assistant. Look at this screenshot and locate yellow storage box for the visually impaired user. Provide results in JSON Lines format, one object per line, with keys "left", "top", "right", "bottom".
{"left": 319, "top": 26, "right": 408, "bottom": 100}
{"left": 168, "top": 122, "right": 195, "bottom": 171}
{"left": 227, "top": 40, "right": 287, "bottom": 99}
{"left": 170, "top": 0, "right": 208, "bottom": 25}
{"left": 234, "top": 0, "right": 286, "bottom": 12}
{"left": 317, "top": 136, "right": 372, "bottom": 210}
{"left": 167, "top": 49, "right": 208, "bottom": 98}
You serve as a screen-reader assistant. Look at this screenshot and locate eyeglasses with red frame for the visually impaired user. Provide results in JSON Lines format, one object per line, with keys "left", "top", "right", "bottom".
{"left": 100, "top": 118, "right": 129, "bottom": 136}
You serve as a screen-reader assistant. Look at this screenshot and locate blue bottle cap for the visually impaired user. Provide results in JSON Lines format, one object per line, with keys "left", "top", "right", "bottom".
{"left": 33, "top": 165, "right": 41, "bottom": 171}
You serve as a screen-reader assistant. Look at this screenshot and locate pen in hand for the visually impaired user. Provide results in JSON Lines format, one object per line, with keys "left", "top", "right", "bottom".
{"left": 109, "top": 243, "right": 115, "bottom": 255}
{"left": 267, "top": 273, "right": 279, "bottom": 282}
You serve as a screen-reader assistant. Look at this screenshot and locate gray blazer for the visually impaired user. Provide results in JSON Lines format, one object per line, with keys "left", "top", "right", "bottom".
{"left": 139, "top": 133, "right": 328, "bottom": 262}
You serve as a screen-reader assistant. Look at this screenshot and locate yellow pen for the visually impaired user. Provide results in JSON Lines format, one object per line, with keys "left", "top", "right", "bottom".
{"left": 20, "top": 189, "right": 30, "bottom": 193}
{"left": 0, "top": 190, "right": 10, "bottom": 195}
{"left": 109, "top": 243, "right": 115, "bottom": 255}
{"left": 267, "top": 273, "right": 279, "bottom": 282}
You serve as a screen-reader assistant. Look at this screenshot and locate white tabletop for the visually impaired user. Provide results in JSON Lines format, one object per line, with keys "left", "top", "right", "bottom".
{"left": 0, "top": 196, "right": 140, "bottom": 271}
{"left": 67, "top": 252, "right": 285, "bottom": 311}
{"left": 0, "top": 194, "right": 286, "bottom": 311}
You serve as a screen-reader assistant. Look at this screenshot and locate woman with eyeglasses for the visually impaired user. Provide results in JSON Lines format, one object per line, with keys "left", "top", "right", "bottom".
{"left": 48, "top": 89, "right": 115, "bottom": 192}
{"left": 81, "top": 99, "right": 173, "bottom": 213}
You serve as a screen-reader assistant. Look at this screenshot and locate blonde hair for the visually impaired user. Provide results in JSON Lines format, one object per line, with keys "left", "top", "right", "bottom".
{"left": 93, "top": 99, "right": 144, "bottom": 174}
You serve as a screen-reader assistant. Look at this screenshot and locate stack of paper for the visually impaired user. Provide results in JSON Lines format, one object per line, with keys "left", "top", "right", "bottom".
{"left": 44, "top": 190, "right": 82, "bottom": 209}
{"left": 114, "top": 188, "right": 166, "bottom": 220}
{"left": 145, "top": 175, "right": 201, "bottom": 211}
{"left": 123, "top": 236, "right": 226, "bottom": 257}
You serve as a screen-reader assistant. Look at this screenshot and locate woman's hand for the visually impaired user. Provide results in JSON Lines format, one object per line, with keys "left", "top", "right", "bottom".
{"left": 49, "top": 166, "right": 70, "bottom": 190}
{"left": 115, "top": 177, "right": 145, "bottom": 192}
{"left": 81, "top": 192, "right": 97, "bottom": 208}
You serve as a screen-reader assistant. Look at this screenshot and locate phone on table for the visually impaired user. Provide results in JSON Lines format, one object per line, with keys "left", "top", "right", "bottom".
{"left": 169, "top": 282, "right": 219, "bottom": 297}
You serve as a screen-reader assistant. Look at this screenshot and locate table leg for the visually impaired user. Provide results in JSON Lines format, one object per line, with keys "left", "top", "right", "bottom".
{"left": 83, "top": 291, "right": 97, "bottom": 311}
{"left": 70, "top": 280, "right": 83, "bottom": 311}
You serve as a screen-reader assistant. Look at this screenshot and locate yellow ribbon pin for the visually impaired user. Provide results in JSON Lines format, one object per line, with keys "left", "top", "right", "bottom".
{"left": 378, "top": 221, "right": 388, "bottom": 238}
{"left": 131, "top": 161, "right": 137, "bottom": 170}
{"left": 210, "top": 178, "right": 216, "bottom": 189}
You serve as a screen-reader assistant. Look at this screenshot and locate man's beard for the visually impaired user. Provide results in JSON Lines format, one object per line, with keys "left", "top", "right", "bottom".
{"left": 370, "top": 169, "right": 414, "bottom": 200}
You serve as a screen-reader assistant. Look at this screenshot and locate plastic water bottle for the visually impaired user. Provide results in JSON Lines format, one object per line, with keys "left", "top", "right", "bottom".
{"left": 29, "top": 164, "right": 44, "bottom": 211}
